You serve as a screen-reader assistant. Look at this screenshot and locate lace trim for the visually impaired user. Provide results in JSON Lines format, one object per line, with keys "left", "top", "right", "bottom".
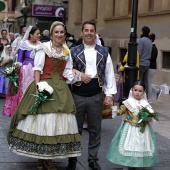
{"left": 123, "top": 100, "right": 137, "bottom": 113}
{"left": 119, "top": 123, "right": 155, "bottom": 157}
{"left": 37, "top": 43, "right": 69, "bottom": 61}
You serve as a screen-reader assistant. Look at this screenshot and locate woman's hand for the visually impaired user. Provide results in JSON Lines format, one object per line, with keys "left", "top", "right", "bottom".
{"left": 104, "top": 96, "right": 114, "bottom": 108}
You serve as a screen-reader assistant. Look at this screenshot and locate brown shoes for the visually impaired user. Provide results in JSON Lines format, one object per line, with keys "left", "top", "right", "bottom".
{"left": 44, "top": 159, "right": 57, "bottom": 170}
{"left": 36, "top": 159, "right": 45, "bottom": 170}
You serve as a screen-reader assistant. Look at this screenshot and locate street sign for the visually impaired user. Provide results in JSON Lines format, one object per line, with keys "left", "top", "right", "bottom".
{"left": 0, "top": 1, "right": 6, "bottom": 12}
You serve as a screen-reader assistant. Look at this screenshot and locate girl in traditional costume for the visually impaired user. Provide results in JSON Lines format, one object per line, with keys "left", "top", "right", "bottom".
{"left": 107, "top": 81, "right": 158, "bottom": 170}
{"left": 0, "top": 44, "right": 13, "bottom": 96}
{"left": 2, "top": 26, "right": 41, "bottom": 117}
{"left": 7, "top": 21, "right": 81, "bottom": 170}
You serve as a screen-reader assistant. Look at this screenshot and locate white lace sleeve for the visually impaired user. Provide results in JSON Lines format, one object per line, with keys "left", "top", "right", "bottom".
{"left": 32, "top": 50, "right": 45, "bottom": 74}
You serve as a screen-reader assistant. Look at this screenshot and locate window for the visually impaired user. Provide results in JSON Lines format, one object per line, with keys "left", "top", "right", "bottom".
{"left": 162, "top": 52, "right": 170, "bottom": 69}
{"left": 149, "top": 0, "right": 154, "bottom": 11}
{"left": 96, "top": 0, "right": 98, "bottom": 19}
{"left": 128, "top": 0, "right": 132, "bottom": 14}
{"left": 113, "top": 0, "right": 115, "bottom": 16}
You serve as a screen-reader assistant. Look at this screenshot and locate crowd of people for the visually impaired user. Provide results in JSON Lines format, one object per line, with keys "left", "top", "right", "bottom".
{"left": 0, "top": 21, "right": 160, "bottom": 170}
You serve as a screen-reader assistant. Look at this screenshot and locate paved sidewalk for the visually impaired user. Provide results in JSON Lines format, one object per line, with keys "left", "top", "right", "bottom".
{"left": 0, "top": 94, "right": 170, "bottom": 170}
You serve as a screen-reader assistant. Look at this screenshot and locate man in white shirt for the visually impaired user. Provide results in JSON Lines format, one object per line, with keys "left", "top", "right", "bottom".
{"left": 67, "top": 20, "right": 117, "bottom": 170}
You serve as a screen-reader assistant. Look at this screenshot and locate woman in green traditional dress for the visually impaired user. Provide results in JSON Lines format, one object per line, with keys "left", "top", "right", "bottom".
{"left": 7, "top": 21, "right": 81, "bottom": 170}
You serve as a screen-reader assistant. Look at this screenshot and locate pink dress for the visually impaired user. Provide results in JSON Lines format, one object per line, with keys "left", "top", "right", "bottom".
{"left": 2, "top": 40, "right": 39, "bottom": 117}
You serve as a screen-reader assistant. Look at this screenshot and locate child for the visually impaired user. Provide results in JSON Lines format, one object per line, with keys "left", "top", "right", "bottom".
{"left": 0, "top": 44, "right": 13, "bottom": 97}
{"left": 107, "top": 81, "right": 158, "bottom": 169}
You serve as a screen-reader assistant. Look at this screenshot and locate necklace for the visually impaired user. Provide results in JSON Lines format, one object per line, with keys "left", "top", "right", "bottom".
{"left": 56, "top": 47, "right": 62, "bottom": 52}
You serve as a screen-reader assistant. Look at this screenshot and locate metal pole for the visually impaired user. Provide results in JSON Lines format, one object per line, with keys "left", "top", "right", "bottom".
{"left": 121, "top": 0, "right": 139, "bottom": 101}
{"left": 23, "top": 14, "right": 27, "bottom": 27}
{"left": 24, "top": 14, "right": 27, "bottom": 27}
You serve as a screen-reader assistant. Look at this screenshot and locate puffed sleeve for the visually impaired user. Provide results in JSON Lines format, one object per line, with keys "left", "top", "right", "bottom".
{"left": 104, "top": 53, "right": 117, "bottom": 95}
{"left": 17, "top": 49, "right": 24, "bottom": 63}
{"left": 32, "top": 50, "right": 45, "bottom": 74}
{"left": 117, "top": 105, "right": 127, "bottom": 115}
{"left": 63, "top": 54, "right": 81, "bottom": 84}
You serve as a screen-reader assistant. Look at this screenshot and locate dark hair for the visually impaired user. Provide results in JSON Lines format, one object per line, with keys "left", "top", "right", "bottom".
{"left": 132, "top": 81, "right": 146, "bottom": 91}
{"left": 82, "top": 20, "right": 96, "bottom": 31}
{"left": 0, "top": 43, "right": 3, "bottom": 52}
{"left": 149, "top": 33, "right": 156, "bottom": 42}
{"left": 28, "top": 26, "right": 39, "bottom": 38}
{"left": 141, "top": 26, "right": 150, "bottom": 37}
{"left": 1, "top": 29, "right": 8, "bottom": 35}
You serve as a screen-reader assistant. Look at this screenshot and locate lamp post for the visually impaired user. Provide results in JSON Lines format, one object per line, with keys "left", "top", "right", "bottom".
{"left": 62, "top": 0, "right": 69, "bottom": 25}
{"left": 20, "top": 4, "right": 30, "bottom": 27}
{"left": 121, "top": 0, "right": 139, "bottom": 101}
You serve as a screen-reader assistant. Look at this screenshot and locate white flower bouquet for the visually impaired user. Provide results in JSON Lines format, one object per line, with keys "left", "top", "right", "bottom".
{"left": 29, "top": 81, "right": 54, "bottom": 115}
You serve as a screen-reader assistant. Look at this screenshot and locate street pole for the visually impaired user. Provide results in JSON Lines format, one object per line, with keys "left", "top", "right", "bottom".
{"left": 122, "top": 0, "right": 139, "bottom": 101}
{"left": 23, "top": 14, "right": 27, "bottom": 27}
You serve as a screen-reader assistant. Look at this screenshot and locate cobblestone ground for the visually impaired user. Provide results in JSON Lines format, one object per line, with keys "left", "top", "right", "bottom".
{"left": 0, "top": 97, "right": 170, "bottom": 170}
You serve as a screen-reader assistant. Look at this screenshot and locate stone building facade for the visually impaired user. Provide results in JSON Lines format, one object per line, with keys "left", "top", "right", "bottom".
{"left": 67, "top": 0, "right": 170, "bottom": 86}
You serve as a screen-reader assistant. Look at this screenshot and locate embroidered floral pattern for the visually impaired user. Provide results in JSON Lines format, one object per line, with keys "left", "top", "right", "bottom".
{"left": 10, "top": 137, "right": 81, "bottom": 156}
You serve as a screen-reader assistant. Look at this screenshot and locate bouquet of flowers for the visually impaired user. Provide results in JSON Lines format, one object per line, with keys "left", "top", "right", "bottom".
{"left": 29, "top": 81, "right": 54, "bottom": 115}
{"left": 137, "top": 107, "right": 159, "bottom": 133}
{"left": 0, "top": 62, "right": 20, "bottom": 95}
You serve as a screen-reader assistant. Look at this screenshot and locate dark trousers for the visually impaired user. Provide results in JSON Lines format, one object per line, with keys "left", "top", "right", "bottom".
{"left": 139, "top": 65, "right": 149, "bottom": 97}
{"left": 72, "top": 92, "right": 103, "bottom": 163}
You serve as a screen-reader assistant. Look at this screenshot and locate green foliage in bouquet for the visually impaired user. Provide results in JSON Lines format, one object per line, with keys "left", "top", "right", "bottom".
{"left": 29, "top": 82, "right": 54, "bottom": 116}
{"left": 137, "top": 107, "right": 159, "bottom": 133}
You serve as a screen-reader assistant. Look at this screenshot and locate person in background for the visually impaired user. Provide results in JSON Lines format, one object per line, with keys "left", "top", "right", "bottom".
{"left": 107, "top": 81, "right": 158, "bottom": 170}
{"left": 14, "top": 33, "right": 20, "bottom": 40}
{"left": 66, "top": 33, "right": 76, "bottom": 49}
{"left": 137, "top": 26, "right": 152, "bottom": 97}
{"left": 9, "top": 32, "right": 15, "bottom": 43}
{"left": 97, "top": 33, "right": 105, "bottom": 46}
{"left": 0, "top": 29, "right": 9, "bottom": 47}
{"left": 75, "top": 34, "right": 83, "bottom": 46}
{"left": 40, "top": 29, "right": 50, "bottom": 43}
{"left": 118, "top": 40, "right": 139, "bottom": 81}
{"left": 7, "top": 21, "right": 81, "bottom": 170}
{"left": 0, "top": 44, "right": 13, "bottom": 98}
{"left": 11, "top": 27, "right": 27, "bottom": 55}
{"left": 147, "top": 33, "right": 161, "bottom": 103}
{"left": 67, "top": 20, "right": 117, "bottom": 170}
{"left": 2, "top": 26, "right": 41, "bottom": 117}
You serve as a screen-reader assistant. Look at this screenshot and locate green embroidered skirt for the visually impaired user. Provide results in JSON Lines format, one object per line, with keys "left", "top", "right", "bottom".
{"left": 106, "top": 122, "right": 158, "bottom": 167}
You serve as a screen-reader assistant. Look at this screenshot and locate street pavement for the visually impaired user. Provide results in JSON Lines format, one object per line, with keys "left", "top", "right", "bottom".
{"left": 0, "top": 93, "right": 170, "bottom": 170}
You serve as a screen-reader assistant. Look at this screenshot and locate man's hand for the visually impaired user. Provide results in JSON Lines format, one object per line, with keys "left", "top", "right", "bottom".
{"left": 104, "top": 96, "right": 114, "bottom": 108}
{"left": 81, "top": 73, "right": 92, "bottom": 84}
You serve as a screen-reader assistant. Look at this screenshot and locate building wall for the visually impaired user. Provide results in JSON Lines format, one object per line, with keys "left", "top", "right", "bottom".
{"left": 67, "top": 0, "right": 170, "bottom": 86}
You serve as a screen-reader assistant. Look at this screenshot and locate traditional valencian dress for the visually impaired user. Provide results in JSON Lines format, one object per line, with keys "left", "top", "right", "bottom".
{"left": 2, "top": 40, "right": 40, "bottom": 117}
{"left": 107, "top": 95, "right": 158, "bottom": 167}
{"left": 0, "top": 45, "right": 13, "bottom": 96}
{"left": 7, "top": 41, "right": 81, "bottom": 159}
